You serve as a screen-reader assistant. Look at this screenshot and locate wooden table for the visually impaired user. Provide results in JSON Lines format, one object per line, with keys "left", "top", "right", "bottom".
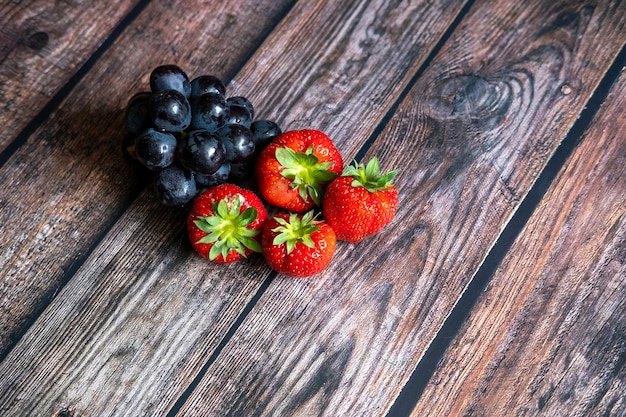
{"left": 1, "top": 0, "right": 625, "bottom": 416}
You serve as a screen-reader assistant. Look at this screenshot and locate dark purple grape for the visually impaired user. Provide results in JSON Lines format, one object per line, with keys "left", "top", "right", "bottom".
{"left": 250, "top": 119, "right": 281, "bottom": 153}
{"left": 189, "top": 93, "right": 229, "bottom": 131}
{"left": 190, "top": 75, "right": 226, "bottom": 99}
{"left": 150, "top": 64, "right": 191, "bottom": 98}
{"left": 153, "top": 164, "right": 197, "bottom": 207}
{"left": 134, "top": 128, "right": 177, "bottom": 171}
{"left": 217, "top": 124, "right": 255, "bottom": 163}
{"left": 176, "top": 129, "right": 226, "bottom": 175}
{"left": 227, "top": 96, "right": 254, "bottom": 120}
{"left": 195, "top": 162, "right": 231, "bottom": 189}
{"left": 125, "top": 92, "right": 152, "bottom": 135}
{"left": 225, "top": 104, "right": 252, "bottom": 128}
{"left": 149, "top": 89, "right": 191, "bottom": 133}
{"left": 228, "top": 161, "right": 253, "bottom": 182}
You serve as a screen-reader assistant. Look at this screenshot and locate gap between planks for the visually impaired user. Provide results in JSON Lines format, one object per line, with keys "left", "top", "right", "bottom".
{"left": 386, "top": 41, "right": 626, "bottom": 416}
{"left": 163, "top": 1, "right": 477, "bottom": 416}
{"left": 0, "top": 0, "right": 299, "bottom": 365}
{"left": 0, "top": 0, "right": 152, "bottom": 170}
{"left": 3, "top": 0, "right": 620, "bottom": 416}
{"left": 166, "top": 0, "right": 623, "bottom": 412}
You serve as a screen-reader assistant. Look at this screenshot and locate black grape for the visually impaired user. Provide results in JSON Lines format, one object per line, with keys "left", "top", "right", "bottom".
{"left": 226, "top": 96, "right": 254, "bottom": 120}
{"left": 125, "top": 92, "right": 152, "bottom": 135}
{"left": 149, "top": 89, "right": 191, "bottom": 133}
{"left": 177, "top": 129, "right": 226, "bottom": 175}
{"left": 153, "top": 164, "right": 197, "bottom": 207}
{"left": 190, "top": 75, "right": 226, "bottom": 99}
{"left": 189, "top": 93, "right": 229, "bottom": 132}
{"left": 123, "top": 65, "right": 284, "bottom": 206}
{"left": 150, "top": 64, "right": 191, "bottom": 98}
{"left": 134, "top": 128, "right": 177, "bottom": 170}
{"left": 225, "top": 104, "right": 252, "bottom": 128}
{"left": 195, "top": 162, "right": 231, "bottom": 189}
{"left": 227, "top": 96, "right": 254, "bottom": 120}
{"left": 218, "top": 124, "right": 255, "bottom": 163}
{"left": 250, "top": 119, "right": 282, "bottom": 154}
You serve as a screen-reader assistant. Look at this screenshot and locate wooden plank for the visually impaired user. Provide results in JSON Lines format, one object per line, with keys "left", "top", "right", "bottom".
{"left": 0, "top": 0, "right": 142, "bottom": 153}
{"left": 0, "top": 0, "right": 471, "bottom": 415}
{"left": 0, "top": 0, "right": 294, "bottom": 358}
{"left": 171, "top": 1, "right": 626, "bottom": 416}
{"left": 224, "top": 0, "right": 465, "bottom": 158}
{"left": 0, "top": 189, "right": 274, "bottom": 416}
{"left": 411, "top": 70, "right": 626, "bottom": 417}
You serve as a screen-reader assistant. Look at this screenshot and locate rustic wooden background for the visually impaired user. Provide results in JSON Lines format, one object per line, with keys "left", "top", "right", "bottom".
{"left": 0, "top": 0, "right": 624, "bottom": 416}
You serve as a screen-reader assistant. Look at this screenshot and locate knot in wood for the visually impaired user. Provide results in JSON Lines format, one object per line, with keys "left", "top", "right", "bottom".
{"left": 25, "top": 31, "right": 49, "bottom": 51}
{"left": 426, "top": 74, "right": 512, "bottom": 128}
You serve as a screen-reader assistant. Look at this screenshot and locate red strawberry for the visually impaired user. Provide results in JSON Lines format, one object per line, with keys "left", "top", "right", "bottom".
{"left": 261, "top": 211, "right": 336, "bottom": 277}
{"left": 255, "top": 129, "right": 343, "bottom": 212}
{"left": 323, "top": 157, "right": 398, "bottom": 243}
{"left": 187, "top": 184, "right": 267, "bottom": 263}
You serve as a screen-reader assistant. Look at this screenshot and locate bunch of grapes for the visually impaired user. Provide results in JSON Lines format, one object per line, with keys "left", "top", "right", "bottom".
{"left": 123, "top": 64, "right": 282, "bottom": 207}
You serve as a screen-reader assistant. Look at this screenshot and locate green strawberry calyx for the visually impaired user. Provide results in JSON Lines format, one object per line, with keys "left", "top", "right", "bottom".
{"left": 271, "top": 211, "right": 321, "bottom": 254}
{"left": 275, "top": 146, "right": 337, "bottom": 206}
{"left": 194, "top": 194, "right": 262, "bottom": 261}
{"left": 342, "top": 157, "right": 397, "bottom": 193}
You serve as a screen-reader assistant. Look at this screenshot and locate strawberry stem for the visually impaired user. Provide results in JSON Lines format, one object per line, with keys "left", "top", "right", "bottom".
{"left": 271, "top": 211, "right": 321, "bottom": 254}
{"left": 275, "top": 146, "right": 337, "bottom": 205}
{"left": 193, "top": 194, "right": 262, "bottom": 261}
{"left": 342, "top": 157, "right": 396, "bottom": 193}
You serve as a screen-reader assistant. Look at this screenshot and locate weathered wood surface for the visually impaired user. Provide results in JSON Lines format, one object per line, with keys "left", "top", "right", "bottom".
{"left": 0, "top": 0, "right": 142, "bottom": 153}
{"left": 0, "top": 0, "right": 295, "bottom": 359}
{"left": 411, "top": 70, "right": 626, "bottom": 417}
{"left": 173, "top": 0, "right": 626, "bottom": 415}
{"left": 0, "top": 0, "right": 624, "bottom": 416}
{"left": 0, "top": 0, "right": 470, "bottom": 415}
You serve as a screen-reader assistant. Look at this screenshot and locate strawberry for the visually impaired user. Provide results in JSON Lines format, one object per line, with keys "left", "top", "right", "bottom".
{"left": 255, "top": 129, "right": 343, "bottom": 212}
{"left": 261, "top": 211, "right": 336, "bottom": 277}
{"left": 322, "top": 157, "right": 398, "bottom": 243}
{"left": 187, "top": 184, "right": 268, "bottom": 263}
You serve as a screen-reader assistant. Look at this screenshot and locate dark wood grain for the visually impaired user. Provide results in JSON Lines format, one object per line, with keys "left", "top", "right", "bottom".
{"left": 0, "top": 188, "right": 274, "bottom": 416}
{"left": 0, "top": 0, "right": 294, "bottom": 358}
{"left": 0, "top": 0, "right": 470, "bottom": 415}
{"left": 0, "top": 0, "right": 142, "bottom": 153}
{"left": 412, "top": 68, "right": 626, "bottom": 417}
{"left": 170, "top": 1, "right": 626, "bottom": 415}
{"left": 1, "top": 0, "right": 624, "bottom": 416}
{"left": 225, "top": 0, "right": 466, "bottom": 159}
